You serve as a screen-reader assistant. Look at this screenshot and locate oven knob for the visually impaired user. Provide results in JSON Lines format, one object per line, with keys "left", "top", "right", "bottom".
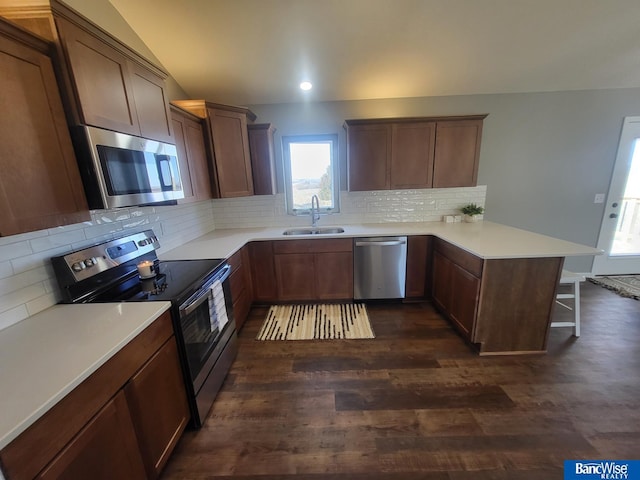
{"left": 71, "top": 261, "right": 86, "bottom": 272}
{"left": 138, "top": 239, "right": 147, "bottom": 246}
{"left": 84, "top": 257, "right": 96, "bottom": 267}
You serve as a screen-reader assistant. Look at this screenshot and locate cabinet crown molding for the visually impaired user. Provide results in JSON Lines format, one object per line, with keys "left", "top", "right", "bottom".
{"left": 344, "top": 114, "right": 489, "bottom": 127}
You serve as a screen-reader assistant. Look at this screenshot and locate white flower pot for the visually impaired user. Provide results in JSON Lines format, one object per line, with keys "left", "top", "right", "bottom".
{"left": 464, "top": 214, "right": 482, "bottom": 223}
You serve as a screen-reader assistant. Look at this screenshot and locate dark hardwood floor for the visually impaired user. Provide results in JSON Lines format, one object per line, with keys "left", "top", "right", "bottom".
{"left": 161, "top": 281, "right": 640, "bottom": 479}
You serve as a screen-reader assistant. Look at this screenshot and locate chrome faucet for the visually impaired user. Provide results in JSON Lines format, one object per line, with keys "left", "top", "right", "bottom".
{"left": 310, "top": 194, "right": 320, "bottom": 228}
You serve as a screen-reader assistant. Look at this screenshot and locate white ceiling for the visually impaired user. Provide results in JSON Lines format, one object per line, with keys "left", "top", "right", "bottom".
{"left": 109, "top": 0, "right": 640, "bottom": 106}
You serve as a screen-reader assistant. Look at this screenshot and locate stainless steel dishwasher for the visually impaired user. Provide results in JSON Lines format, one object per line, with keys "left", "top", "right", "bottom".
{"left": 354, "top": 236, "right": 407, "bottom": 299}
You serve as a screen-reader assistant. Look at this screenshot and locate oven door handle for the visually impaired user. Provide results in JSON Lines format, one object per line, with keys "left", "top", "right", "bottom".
{"left": 181, "top": 289, "right": 211, "bottom": 317}
{"left": 179, "top": 264, "right": 231, "bottom": 317}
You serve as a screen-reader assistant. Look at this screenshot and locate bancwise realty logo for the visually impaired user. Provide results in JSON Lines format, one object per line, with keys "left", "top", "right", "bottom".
{"left": 565, "top": 460, "right": 640, "bottom": 479}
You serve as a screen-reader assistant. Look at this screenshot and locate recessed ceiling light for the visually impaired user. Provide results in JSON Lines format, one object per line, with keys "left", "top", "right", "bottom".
{"left": 299, "top": 81, "right": 313, "bottom": 91}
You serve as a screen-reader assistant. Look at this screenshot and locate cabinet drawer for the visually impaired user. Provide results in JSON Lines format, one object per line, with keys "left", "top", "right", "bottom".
{"left": 434, "top": 238, "right": 483, "bottom": 278}
{"left": 273, "top": 238, "right": 352, "bottom": 254}
{"left": 227, "top": 249, "right": 243, "bottom": 272}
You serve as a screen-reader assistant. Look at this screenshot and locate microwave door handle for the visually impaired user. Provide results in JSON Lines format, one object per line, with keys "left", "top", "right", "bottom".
{"left": 156, "top": 155, "right": 174, "bottom": 190}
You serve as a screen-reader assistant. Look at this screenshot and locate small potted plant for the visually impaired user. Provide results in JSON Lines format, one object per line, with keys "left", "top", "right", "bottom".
{"left": 460, "top": 203, "right": 484, "bottom": 222}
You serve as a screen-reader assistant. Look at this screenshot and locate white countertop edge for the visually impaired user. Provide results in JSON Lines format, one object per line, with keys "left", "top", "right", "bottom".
{"left": 160, "top": 221, "right": 602, "bottom": 261}
{"left": 0, "top": 301, "right": 172, "bottom": 450}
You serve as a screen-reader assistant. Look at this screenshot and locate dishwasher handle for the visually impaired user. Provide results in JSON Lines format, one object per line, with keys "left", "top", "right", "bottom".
{"left": 355, "top": 239, "right": 407, "bottom": 247}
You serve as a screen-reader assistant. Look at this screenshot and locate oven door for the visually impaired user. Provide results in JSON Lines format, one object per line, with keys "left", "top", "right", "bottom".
{"left": 177, "top": 264, "right": 232, "bottom": 393}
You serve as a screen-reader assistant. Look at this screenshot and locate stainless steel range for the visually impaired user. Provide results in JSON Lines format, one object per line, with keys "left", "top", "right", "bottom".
{"left": 51, "top": 230, "right": 237, "bottom": 428}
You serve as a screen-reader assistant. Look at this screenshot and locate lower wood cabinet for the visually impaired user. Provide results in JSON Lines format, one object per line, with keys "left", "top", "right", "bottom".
{"left": 124, "top": 338, "right": 190, "bottom": 478}
{"left": 431, "top": 238, "right": 563, "bottom": 354}
{"left": 273, "top": 239, "right": 353, "bottom": 301}
{"left": 36, "top": 391, "right": 147, "bottom": 480}
{"left": 247, "top": 239, "right": 353, "bottom": 303}
{"left": 0, "top": 311, "right": 189, "bottom": 480}
{"left": 248, "top": 241, "right": 277, "bottom": 303}
{"left": 405, "top": 236, "right": 431, "bottom": 300}
{"left": 227, "top": 246, "right": 253, "bottom": 330}
{"left": 432, "top": 250, "right": 480, "bottom": 338}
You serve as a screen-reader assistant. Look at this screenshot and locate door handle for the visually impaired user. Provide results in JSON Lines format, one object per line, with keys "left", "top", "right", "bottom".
{"left": 355, "top": 240, "right": 406, "bottom": 247}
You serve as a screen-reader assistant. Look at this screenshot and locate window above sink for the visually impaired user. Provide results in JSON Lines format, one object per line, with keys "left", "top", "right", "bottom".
{"left": 282, "top": 134, "right": 340, "bottom": 216}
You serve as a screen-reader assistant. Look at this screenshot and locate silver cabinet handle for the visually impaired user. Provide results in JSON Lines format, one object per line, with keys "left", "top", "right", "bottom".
{"left": 355, "top": 240, "right": 406, "bottom": 247}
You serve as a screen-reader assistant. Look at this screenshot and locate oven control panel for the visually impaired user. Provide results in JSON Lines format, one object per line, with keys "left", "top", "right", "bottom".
{"left": 52, "top": 230, "right": 160, "bottom": 284}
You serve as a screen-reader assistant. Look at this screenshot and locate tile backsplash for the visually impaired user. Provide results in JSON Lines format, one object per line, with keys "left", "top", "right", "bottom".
{"left": 212, "top": 186, "right": 487, "bottom": 228}
{"left": 0, "top": 185, "right": 486, "bottom": 331}
{"left": 0, "top": 201, "right": 215, "bottom": 331}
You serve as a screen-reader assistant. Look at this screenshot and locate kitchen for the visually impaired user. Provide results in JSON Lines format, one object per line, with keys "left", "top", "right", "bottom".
{"left": 1, "top": 0, "right": 639, "bottom": 478}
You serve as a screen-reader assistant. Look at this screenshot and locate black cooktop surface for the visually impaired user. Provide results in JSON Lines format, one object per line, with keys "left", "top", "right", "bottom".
{"left": 90, "top": 258, "right": 225, "bottom": 304}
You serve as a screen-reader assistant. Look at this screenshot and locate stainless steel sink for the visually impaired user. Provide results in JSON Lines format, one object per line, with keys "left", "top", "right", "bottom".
{"left": 282, "top": 227, "right": 345, "bottom": 236}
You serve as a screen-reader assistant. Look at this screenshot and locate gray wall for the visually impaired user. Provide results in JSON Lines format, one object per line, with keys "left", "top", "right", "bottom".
{"left": 249, "top": 89, "right": 640, "bottom": 272}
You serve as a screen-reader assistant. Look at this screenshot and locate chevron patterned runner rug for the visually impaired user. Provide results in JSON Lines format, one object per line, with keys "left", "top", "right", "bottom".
{"left": 257, "top": 304, "right": 375, "bottom": 340}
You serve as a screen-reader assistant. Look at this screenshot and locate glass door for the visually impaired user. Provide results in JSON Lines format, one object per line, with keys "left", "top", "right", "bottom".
{"left": 593, "top": 117, "right": 640, "bottom": 275}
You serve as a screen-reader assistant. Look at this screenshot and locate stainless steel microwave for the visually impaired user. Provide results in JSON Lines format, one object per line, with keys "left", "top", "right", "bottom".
{"left": 72, "top": 125, "right": 184, "bottom": 209}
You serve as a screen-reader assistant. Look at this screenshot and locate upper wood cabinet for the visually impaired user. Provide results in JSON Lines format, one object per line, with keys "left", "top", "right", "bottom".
{"left": 345, "top": 115, "right": 486, "bottom": 192}
{"left": 170, "top": 105, "right": 213, "bottom": 204}
{"left": 0, "top": 0, "right": 174, "bottom": 143}
{"left": 0, "top": 17, "right": 89, "bottom": 236}
{"left": 433, "top": 119, "right": 483, "bottom": 188}
{"left": 247, "top": 123, "right": 277, "bottom": 195}
{"left": 172, "top": 100, "right": 257, "bottom": 198}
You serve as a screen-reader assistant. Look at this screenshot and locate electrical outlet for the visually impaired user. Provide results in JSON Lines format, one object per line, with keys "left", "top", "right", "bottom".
{"left": 594, "top": 193, "right": 605, "bottom": 204}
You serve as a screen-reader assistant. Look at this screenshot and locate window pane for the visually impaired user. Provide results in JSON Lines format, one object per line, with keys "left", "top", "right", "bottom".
{"left": 283, "top": 134, "right": 339, "bottom": 215}
{"left": 290, "top": 142, "right": 333, "bottom": 209}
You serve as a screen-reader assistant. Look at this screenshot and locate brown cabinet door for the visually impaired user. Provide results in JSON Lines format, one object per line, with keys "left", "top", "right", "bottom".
{"left": 248, "top": 123, "right": 277, "bottom": 195}
{"left": 275, "top": 253, "right": 315, "bottom": 301}
{"left": 390, "top": 122, "right": 435, "bottom": 188}
{"left": 431, "top": 251, "right": 453, "bottom": 314}
{"left": 129, "top": 61, "right": 173, "bottom": 143}
{"left": 172, "top": 114, "right": 196, "bottom": 201}
{"left": 0, "top": 23, "right": 89, "bottom": 236}
{"left": 315, "top": 252, "right": 353, "bottom": 300}
{"left": 36, "top": 391, "right": 147, "bottom": 480}
{"left": 172, "top": 107, "right": 213, "bottom": 203}
{"left": 405, "top": 236, "right": 431, "bottom": 299}
{"left": 433, "top": 120, "right": 483, "bottom": 188}
{"left": 449, "top": 263, "right": 480, "bottom": 338}
{"left": 209, "top": 108, "right": 254, "bottom": 197}
{"left": 228, "top": 246, "right": 253, "bottom": 329}
{"left": 347, "top": 123, "right": 391, "bottom": 191}
{"left": 248, "top": 241, "right": 277, "bottom": 302}
{"left": 56, "top": 17, "right": 140, "bottom": 136}
{"left": 124, "top": 337, "right": 190, "bottom": 479}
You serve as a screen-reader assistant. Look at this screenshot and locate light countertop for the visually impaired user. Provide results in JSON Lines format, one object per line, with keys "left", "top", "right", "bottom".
{"left": 0, "top": 301, "right": 171, "bottom": 450}
{"left": 161, "top": 221, "right": 602, "bottom": 261}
